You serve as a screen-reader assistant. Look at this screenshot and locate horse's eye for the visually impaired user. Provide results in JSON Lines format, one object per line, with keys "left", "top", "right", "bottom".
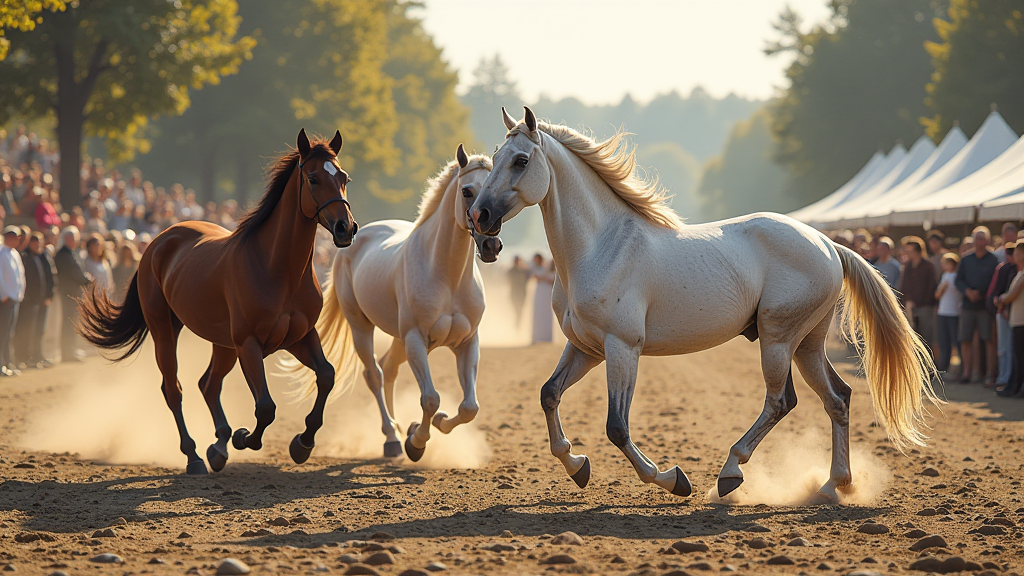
{"left": 307, "top": 175, "right": 318, "bottom": 185}
{"left": 461, "top": 186, "right": 473, "bottom": 198}
{"left": 514, "top": 156, "right": 528, "bottom": 168}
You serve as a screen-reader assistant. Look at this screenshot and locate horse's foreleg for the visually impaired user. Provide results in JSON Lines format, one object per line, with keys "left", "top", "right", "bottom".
{"left": 352, "top": 326, "right": 401, "bottom": 457}
{"left": 234, "top": 338, "right": 275, "bottom": 452}
{"left": 402, "top": 330, "right": 438, "bottom": 462}
{"left": 717, "top": 341, "right": 798, "bottom": 498}
{"left": 199, "top": 345, "right": 238, "bottom": 472}
{"left": 284, "top": 330, "right": 335, "bottom": 464}
{"left": 604, "top": 336, "right": 692, "bottom": 497}
{"left": 542, "top": 342, "right": 602, "bottom": 488}
{"left": 433, "top": 333, "right": 480, "bottom": 434}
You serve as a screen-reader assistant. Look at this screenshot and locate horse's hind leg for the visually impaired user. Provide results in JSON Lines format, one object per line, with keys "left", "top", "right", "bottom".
{"left": 199, "top": 345, "right": 238, "bottom": 472}
{"left": 433, "top": 333, "right": 480, "bottom": 434}
{"left": 794, "top": 313, "right": 853, "bottom": 503}
{"left": 151, "top": 312, "right": 206, "bottom": 474}
{"left": 604, "top": 335, "right": 692, "bottom": 497}
{"left": 717, "top": 340, "right": 799, "bottom": 497}
{"left": 379, "top": 337, "right": 406, "bottom": 451}
{"left": 351, "top": 321, "right": 401, "bottom": 457}
{"left": 285, "top": 329, "right": 336, "bottom": 464}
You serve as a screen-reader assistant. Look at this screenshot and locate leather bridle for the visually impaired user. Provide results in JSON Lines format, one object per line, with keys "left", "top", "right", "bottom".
{"left": 298, "top": 157, "right": 350, "bottom": 228}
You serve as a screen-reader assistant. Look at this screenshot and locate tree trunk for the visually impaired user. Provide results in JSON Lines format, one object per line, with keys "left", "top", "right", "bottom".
{"left": 53, "top": 13, "right": 84, "bottom": 211}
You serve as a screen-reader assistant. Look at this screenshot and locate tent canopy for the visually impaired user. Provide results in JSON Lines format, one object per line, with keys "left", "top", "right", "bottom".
{"left": 787, "top": 150, "right": 885, "bottom": 222}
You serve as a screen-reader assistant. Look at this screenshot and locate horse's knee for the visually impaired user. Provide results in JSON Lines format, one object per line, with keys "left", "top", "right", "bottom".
{"left": 780, "top": 370, "right": 798, "bottom": 415}
{"left": 540, "top": 379, "right": 560, "bottom": 412}
{"left": 316, "top": 365, "right": 336, "bottom": 391}
{"left": 420, "top": 392, "right": 440, "bottom": 414}
{"left": 255, "top": 398, "right": 276, "bottom": 426}
{"left": 606, "top": 422, "right": 629, "bottom": 448}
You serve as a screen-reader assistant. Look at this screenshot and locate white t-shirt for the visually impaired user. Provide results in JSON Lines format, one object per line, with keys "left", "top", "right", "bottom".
{"left": 937, "top": 271, "right": 960, "bottom": 317}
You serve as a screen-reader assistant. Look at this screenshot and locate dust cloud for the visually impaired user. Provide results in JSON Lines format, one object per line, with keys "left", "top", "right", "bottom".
{"left": 704, "top": 428, "right": 891, "bottom": 506}
{"left": 20, "top": 331, "right": 490, "bottom": 471}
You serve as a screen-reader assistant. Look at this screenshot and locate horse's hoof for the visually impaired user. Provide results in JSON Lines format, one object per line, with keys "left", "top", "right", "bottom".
{"left": 206, "top": 444, "right": 228, "bottom": 472}
{"left": 404, "top": 423, "right": 425, "bottom": 462}
{"left": 185, "top": 460, "right": 208, "bottom": 475}
{"left": 232, "top": 428, "right": 250, "bottom": 451}
{"left": 569, "top": 457, "right": 591, "bottom": 489}
{"left": 431, "top": 411, "right": 449, "bottom": 431}
{"left": 289, "top": 434, "right": 314, "bottom": 465}
{"left": 717, "top": 475, "right": 744, "bottom": 497}
{"left": 670, "top": 466, "right": 692, "bottom": 497}
{"left": 383, "top": 440, "right": 403, "bottom": 458}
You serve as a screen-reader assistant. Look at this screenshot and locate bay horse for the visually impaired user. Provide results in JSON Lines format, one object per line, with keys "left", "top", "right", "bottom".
{"left": 284, "top": 145, "right": 496, "bottom": 460}
{"left": 78, "top": 129, "right": 357, "bottom": 474}
{"left": 469, "top": 107, "right": 940, "bottom": 503}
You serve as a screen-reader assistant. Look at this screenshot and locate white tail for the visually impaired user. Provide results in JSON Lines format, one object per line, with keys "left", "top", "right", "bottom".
{"left": 280, "top": 270, "right": 360, "bottom": 404}
{"left": 834, "top": 243, "right": 942, "bottom": 451}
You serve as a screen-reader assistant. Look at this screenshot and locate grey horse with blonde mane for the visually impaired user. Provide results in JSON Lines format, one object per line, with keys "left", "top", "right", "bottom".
{"left": 285, "top": 146, "right": 496, "bottom": 460}
{"left": 469, "top": 106, "right": 940, "bottom": 503}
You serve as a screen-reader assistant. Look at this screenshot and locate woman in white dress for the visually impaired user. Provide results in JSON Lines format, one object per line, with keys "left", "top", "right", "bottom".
{"left": 531, "top": 254, "right": 555, "bottom": 343}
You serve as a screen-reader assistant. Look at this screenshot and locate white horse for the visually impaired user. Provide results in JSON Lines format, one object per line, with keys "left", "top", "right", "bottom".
{"left": 289, "top": 146, "right": 495, "bottom": 460}
{"left": 468, "top": 107, "right": 939, "bottom": 503}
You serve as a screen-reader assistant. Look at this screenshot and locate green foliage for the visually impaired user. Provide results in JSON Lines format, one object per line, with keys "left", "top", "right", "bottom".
{"left": 137, "top": 0, "right": 471, "bottom": 220}
{"left": 0, "top": 0, "right": 253, "bottom": 207}
{"left": 924, "top": 0, "right": 1024, "bottom": 136}
{"left": 0, "top": 0, "right": 66, "bottom": 60}
{"left": 767, "top": 0, "right": 946, "bottom": 206}
{"left": 635, "top": 142, "right": 702, "bottom": 220}
{"left": 698, "top": 109, "right": 792, "bottom": 221}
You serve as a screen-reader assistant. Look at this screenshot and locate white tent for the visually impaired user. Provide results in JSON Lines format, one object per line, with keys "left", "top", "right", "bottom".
{"left": 813, "top": 136, "right": 934, "bottom": 228}
{"left": 913, "top": 134, "right": 1024, "bottom": 225}
{"left": 977, "top": 170, "right": 1024, "bottom": 222}
{"left": 858, "top": 126, "right": 968, "bottom": 228}
{"left": 888, "top": 110, "right": 1018, "bottom": 226}
{"left": 787, "top": 150, "right": 885, "bottom": 223}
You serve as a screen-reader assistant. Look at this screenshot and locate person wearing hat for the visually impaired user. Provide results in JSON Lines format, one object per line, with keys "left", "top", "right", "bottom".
{"left": 0, "top": 225, "right": 26, "bottom": 377}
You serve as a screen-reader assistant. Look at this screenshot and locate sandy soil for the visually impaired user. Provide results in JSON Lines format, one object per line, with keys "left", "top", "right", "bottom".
{"left": 0, "top": 333, "right": 1021, "bottom": 575}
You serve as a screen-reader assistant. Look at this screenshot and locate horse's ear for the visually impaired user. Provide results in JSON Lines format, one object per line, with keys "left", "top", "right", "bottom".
{"left": 297, "top": 128, "right": 311, "bottom": 158}
{"left": 524, "top": 106, "right": 537, "bottom": 133}
{"left": 456, "top": 143, "right": 468, "bottom": 168}
{"left": 501, "top": 106, "right": 517, "bottom": 131}
{"left": 329, "top": 130, "right": 343, "bottom": 155}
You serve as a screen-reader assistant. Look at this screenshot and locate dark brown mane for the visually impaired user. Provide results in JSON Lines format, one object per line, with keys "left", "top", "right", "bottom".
{"left": 233, "top": 140, "right": 337, "bottom": 242}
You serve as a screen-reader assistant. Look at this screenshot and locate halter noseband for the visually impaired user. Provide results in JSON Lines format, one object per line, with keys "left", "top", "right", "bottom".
{"left": 298, "top": 157, "right": 351, "bottom": 228}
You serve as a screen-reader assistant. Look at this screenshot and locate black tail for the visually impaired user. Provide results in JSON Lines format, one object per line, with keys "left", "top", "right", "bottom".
{"left": 77, "top": 274, "right": 150, "bottom": 362}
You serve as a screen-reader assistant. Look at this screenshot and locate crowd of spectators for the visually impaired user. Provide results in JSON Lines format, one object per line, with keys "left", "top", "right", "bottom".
{"left": 831, "top": 224, "right": 1024, "bottom": 398}
{"left": 0, "top": 125, "right": 245, "bottom": 375}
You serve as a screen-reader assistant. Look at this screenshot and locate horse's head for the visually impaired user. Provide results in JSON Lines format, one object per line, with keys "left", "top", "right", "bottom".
{"left": 469, "top": 106, "right": 548, "bottom": 236}
{"left": 297, "top": 128, "right": 357, "bottom": 247}
{"left": 452, "top": 144, "right": 502, "bottom": 263}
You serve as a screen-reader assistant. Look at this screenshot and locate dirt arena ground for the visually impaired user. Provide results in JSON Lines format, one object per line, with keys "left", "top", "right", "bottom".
{"left": 0, "top": 333, "right": 1021, "bottom": 575}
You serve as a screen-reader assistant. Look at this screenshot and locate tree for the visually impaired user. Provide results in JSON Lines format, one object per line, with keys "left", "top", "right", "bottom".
{"left": 0, "top": 0, "right": 65, "bottom": 60}
{"left": 923, "top": 0, "right": 1024, "bottom": 136}
{"left": 698, "top": 109, "right": 792, "bottom": 221}
{"left": 461, "top": 54, "right": 524, "bottom": 151}
{"left": 767, "top": 0, "right": 946, "bottom": 206}
{"left": 0, "top": 0, "right": 253, "bottom": 209}
{"left": 137, "top": 0, "right": 472, "bottom": 220}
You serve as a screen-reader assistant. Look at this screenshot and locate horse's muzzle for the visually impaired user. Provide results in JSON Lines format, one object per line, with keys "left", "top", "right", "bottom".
{"left": 469, "top": 204, "right": 503, "bottom": 236}
{"left": 473, "top": 231, "right": 503, "bottom": 263}
{"left": 333, "top": 220, "right": 357, "bottom": 248}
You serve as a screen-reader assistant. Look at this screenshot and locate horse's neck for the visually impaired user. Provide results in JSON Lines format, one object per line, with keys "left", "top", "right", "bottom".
{"left": 256, "top": 170, "right": 316, "bottom": 283}
{"left": 413, "top": 177, "right": 474, "bottom": 283}
{"left": 540, "top": 138, "right": 639, "bottom": 277}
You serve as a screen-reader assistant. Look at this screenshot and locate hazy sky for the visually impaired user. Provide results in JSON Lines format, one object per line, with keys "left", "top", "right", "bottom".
{"left": 415, "top": 0, "right": 832, "bottom": 104}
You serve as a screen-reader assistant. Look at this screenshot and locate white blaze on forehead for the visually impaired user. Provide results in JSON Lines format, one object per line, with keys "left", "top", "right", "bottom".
{"left": 324, "top": 161, "right": 338, "bottom": 176}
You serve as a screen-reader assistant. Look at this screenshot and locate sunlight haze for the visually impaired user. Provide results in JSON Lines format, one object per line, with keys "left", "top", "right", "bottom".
{"left": 415, "top": 0, "right": 833, "bottom": 104}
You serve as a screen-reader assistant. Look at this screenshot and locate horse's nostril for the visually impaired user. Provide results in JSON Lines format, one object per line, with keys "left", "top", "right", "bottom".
{"left": 351, "top": 222, "right": 359, "bottom": 236}
{"left": 479, "top": 207, "right": 491, "bottom": 226}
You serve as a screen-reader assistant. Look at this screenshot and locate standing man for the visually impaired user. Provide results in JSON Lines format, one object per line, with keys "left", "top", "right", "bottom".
{"left": 989, "top": 242, "right": 1017, "bottom": 388}
{"left": 956, "top": 226, "right": 999, "bottom": 384}
{"left": 898, "top": 237, "right": 937, "bottom": 350}
{"left": 872, "top": 236, "right": 901, "bottom": 289}
{"left": 54, "top": 226, "right": 92, "bottom": 362}
{"left": 0, "top": 226, "right": 26, "bottom": 377}
{"left": 926, "top": 230, "right": 948, "bottom": 282}
{"left": 15, "top": 232, "right": 55, "bottom": 368}
{"left": 993, "top": 222, "right": 1018, "bottom": 262}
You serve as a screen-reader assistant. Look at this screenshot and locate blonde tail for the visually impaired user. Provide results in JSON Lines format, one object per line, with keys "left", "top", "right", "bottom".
{"left": 280, "top": 272, "right": 360, "bottom": 404}
{"left": 834, "top": 243, "right": 942, "bottom": 451}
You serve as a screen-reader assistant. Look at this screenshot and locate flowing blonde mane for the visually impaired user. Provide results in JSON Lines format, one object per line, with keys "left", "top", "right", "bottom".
{"left": 413, "top": 155, "right": 493, "bottom": 228}
{"left": 519, "top": 122, "right": 683, "bottom": 230}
